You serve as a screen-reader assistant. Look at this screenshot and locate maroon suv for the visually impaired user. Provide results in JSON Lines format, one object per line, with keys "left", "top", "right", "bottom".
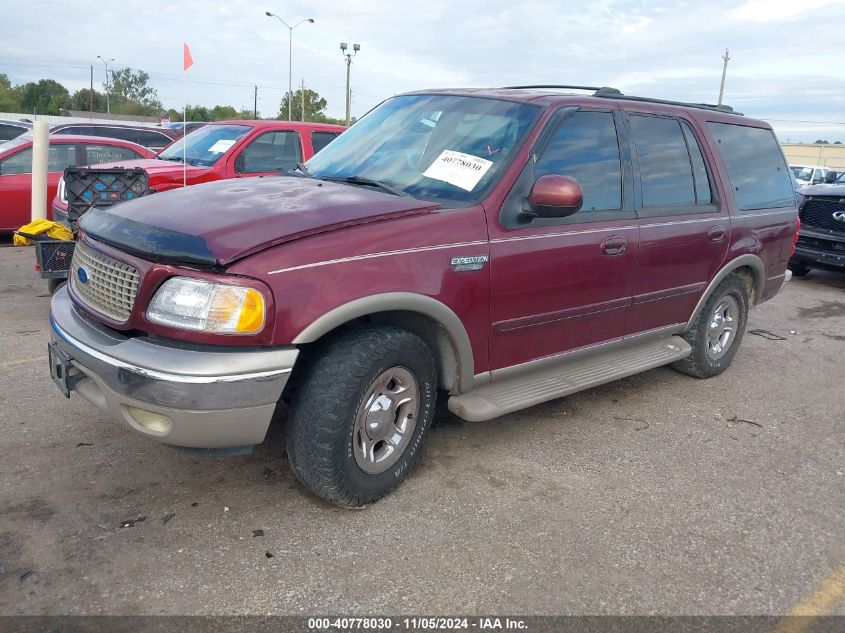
{"left": 48, "top": 86, "right": 799, "bottom": 507}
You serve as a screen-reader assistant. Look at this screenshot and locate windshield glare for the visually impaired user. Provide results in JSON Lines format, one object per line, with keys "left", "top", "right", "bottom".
{"left": 158, "top": 124, "right": 250, "bottom": 166}
{"left": 305, "top": 94, "right": 540, "bottom": 205}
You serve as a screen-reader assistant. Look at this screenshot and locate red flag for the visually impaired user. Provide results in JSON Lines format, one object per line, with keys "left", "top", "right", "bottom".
{"left": 183, "top": 43, "right": 193, "bottom": 71}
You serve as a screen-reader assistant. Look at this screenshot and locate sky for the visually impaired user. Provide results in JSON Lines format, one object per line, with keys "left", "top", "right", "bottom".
{"left": 2, "top": 0, "right": 845, "bottom": 142}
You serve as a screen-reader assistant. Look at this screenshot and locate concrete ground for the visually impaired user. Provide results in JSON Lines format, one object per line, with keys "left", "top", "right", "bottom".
{"left": 0, "top": 240, "right": 843, "bottom": 616}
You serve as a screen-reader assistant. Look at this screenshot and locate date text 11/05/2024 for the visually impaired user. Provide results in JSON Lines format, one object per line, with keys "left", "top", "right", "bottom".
{"left": 307, "top": 617, "right": 528, "bottom": 630}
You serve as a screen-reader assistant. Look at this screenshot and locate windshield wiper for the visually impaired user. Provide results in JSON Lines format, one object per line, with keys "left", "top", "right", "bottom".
{"left": 291, "top": 162, "right": 314, "bottom": 178}
{"left": 325, "top": 175, "right": 411, "bottom": 197}
{"left": 158, "top": 155, "right": 182, "bottom": 162}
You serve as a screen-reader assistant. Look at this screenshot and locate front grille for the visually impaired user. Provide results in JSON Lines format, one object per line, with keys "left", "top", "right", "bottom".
{"left": 70, "top": 240, "right": 140, "bottom": 322}
{"left": 801, "top": 197, "right": 845, "bottom": 233}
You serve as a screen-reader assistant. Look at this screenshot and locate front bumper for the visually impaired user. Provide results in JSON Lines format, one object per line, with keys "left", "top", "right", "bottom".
{"left": 792, "top": 226, "right": 845, "bottom": 270}
{"left": 49, "top": 287, "right": 298, "bottom": 448}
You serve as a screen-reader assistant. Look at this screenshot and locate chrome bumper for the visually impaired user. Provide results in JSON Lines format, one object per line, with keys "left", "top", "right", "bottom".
{"left": 49, "top": 287, "right": 298, "bottom": 448}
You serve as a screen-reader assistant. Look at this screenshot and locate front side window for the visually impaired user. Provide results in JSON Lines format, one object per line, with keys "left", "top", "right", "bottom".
{"left": 707, "top": 122, "right": 794, "bottom": 211}
{"left": 157, "top": 124, "right": 251, "bottom": 167}
{"left": 305, "top": 94, "right": 541, "bottom": 206}
{"left": 0, "top": 144, "right": 76, "bottom": 175}
{"left": 238, "top": 131, "right": 302, "bottom": 173}
{"left": 629, "top": 114, "right": 696, "bottom": 207}
{"left": 84, "top": 144, "right": 143, "bottom": 165}
{"left": 534, "top": 110, "right": 623, "bottom": 212}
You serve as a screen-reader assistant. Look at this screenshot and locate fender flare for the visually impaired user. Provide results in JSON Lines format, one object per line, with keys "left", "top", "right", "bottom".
{"left": 292, "top": 292, "right": 475, "bottom": 393}
{"left": 683, "top": 254, "right": 766, "bottom": 332}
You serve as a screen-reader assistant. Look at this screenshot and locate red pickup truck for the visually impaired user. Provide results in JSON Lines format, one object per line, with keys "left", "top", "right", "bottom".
{"left": 51, "top": 119, "right": 345, "bottom": 224}
{"left": 48, "top": 86, "right": 798, "bottom": 507}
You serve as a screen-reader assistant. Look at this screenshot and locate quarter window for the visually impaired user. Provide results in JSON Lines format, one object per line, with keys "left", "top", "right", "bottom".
{"left": 535, "top": 110, "right": 623, "bottom": 212}
{"left": 681, "top": 121, "right": 712, "bottom": 204}
{"left": 311, "top": 131, "right": 340, "bottom": 154}
{"left": 706, "top": 122, "right": 794, "bottom": 211}
{"left": 629, "top": 115, "right": 695, "bottom": 207}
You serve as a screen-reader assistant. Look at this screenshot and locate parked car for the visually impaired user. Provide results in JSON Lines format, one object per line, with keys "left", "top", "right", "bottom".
{"left": 51, "top": 123, "right": 181, "bottom": 151}
{"left": 789, "top": 164, "right": 834, "bottom": 187}
{"left": 789, "top": 170, "right": 845, "bottom": 275}
{"left": 51, "top": 120, "right": 345, "bottom": 225}
{"left": 48, "top": 86, "right": 798, "bottom": 507}
{"left": 160, "top": 121, "right": 208, "bottom": 134}
{"left": 0, "top": 119, "right": 32, "bottom": 142}
{"left": 0, "top": 134, "right": 155, "bottom": 232}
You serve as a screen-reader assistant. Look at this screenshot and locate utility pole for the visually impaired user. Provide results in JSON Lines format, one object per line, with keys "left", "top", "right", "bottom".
{"left": 89, "top": 65, "right": 93, "bottom": 112}
{"left": 301, "top": 78, "right": 305, "bottom": 121}
{"left": 717, "top": 48, "right": 730, "bottom": 106}
{"left": 254, "top": 85, "right": 258, "bottom": 118}
{"left": 97, "top": 56, "right": 114, "bottom": 115}
{"left": 340, "top": 42, "right": 360, "bottom": 126}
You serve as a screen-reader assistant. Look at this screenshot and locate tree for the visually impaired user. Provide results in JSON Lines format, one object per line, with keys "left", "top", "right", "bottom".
{"left": 109, "top": 68, "right": 162, "bottom": 115}
{"left": 278, "top": 87, "right": 332, "bottom": 122}
{"left": 814, "top": 139, "right": 830, "bottom": 144}
{"left": 70, "top": 88, "right": 107, "bottom": 112}
{"left": 0, "top": 73, "right": 21, "bottom": 112}
{"left": 18, "top": 79, "right": 70, "bottom": 115}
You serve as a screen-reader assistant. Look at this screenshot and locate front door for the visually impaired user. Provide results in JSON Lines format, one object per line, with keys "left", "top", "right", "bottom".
{"left": 488, "top": 108, "right": 639, "bottom": 370}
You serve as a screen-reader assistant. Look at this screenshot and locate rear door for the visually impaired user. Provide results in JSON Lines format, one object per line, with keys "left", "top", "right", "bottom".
{"left": 0, "top": 142, "right": 76, "bottom": 229}
{"left": 621, "top": 110, "right": 729, "bottom": 334}
{"left": 488, "top": 107, "right": 639, "bottom": 369}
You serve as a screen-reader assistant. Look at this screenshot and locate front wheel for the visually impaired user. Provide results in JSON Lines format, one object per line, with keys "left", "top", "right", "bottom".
{"left": 285, "top": 325, "right": 437, "bottom": 507}
{"left": 672, "top": 273, "right": 749, "bottom": 379}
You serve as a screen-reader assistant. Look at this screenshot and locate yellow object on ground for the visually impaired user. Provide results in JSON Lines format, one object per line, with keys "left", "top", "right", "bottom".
{"left": 13, "top": 219, "right": 73, "bottom": 246}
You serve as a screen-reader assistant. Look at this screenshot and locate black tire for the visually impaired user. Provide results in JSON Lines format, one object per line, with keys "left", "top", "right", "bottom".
{"left": 48, "top": 278, "right": 66, "bottom": 295}
{"left": 285, "top": 325, "right": 437, "bottom": 507}
{"left": 672, "top": 274, "right": 749, "bottom": 379}
{"left": 788, "top": 262, "right": 811, "bottom": 277}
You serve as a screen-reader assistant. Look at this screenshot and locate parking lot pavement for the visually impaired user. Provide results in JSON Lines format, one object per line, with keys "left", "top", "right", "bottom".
{"left": 0, "top": 242, "right": 843, "bottom": 616}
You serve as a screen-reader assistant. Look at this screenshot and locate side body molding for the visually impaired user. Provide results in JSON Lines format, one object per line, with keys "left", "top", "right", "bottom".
{"left": 683, "top": 254, "right": 766, "bottom": 332}
{"left": 292, "top": 292, "right": 476, "bottom": 393}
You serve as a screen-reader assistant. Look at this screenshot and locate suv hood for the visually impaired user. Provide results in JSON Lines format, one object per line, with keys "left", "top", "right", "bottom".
{"left": 78, "top": 176, "right": 437, "bottom": 267}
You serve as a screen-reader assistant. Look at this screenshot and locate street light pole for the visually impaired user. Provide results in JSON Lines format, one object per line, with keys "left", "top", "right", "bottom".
{"left": 340, "top": 42, "right": 360, "bottom": 127}
{"left": 265, "top": 12, "right": 314, "bottom": 121}
{"left": 96, "top": 55, "right": 114, "bottom": 114}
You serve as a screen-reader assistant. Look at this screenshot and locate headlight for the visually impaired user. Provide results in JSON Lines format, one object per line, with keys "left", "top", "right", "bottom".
{"left": 57, "top": 176, "right": 67, "bottom": 204}
{"left": 794, "top": 191, "right": 806, "bottom": 207}
{"left": 147, "top": 277, "right": 266, "bottom": 334}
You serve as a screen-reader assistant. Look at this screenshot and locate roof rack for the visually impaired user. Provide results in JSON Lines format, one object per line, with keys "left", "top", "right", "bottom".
{"left": 501, "top": 85, "right": 741, "bottom": 115}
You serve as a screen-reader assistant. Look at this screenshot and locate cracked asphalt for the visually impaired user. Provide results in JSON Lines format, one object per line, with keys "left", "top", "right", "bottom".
{"left": 0, "top": 241, "right": 843, "bottom": 616}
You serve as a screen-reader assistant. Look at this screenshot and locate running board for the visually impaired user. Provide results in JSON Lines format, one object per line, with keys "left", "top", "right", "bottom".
{"left": 448, "top": 336, "right": 691, "bottom": 422}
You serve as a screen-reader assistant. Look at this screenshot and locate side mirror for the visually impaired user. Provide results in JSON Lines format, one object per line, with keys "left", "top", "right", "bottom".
{"left": 824, "top": 171, "right": 837, "bottom": 183}
{"left": 234, "top": 154, "right": 245, "bottom": 173}
{"left": 521, "top": 174, "right": 583, "bottom": 222}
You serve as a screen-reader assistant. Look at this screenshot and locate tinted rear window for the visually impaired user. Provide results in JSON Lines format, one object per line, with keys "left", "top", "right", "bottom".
{"left": 629, "top": 115, "right": 695, "bottom": 207}
{"left": 706, "top": 122, "right": 794, "bottom": 211}
{"left": 311, "top": 131, "right": 340, "bottom": 154}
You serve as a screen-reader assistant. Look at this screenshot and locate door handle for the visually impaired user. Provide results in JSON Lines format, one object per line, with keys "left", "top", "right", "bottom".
{"left": 708, "top": 225, "right": 727, "bottom": 242}
{"left": 600, "top": 236, "right": 628, "bottom": 256}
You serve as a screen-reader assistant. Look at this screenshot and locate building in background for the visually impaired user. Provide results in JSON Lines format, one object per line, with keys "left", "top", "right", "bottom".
{"left": 782, "top": 143, "right": 845, "bottom": 172}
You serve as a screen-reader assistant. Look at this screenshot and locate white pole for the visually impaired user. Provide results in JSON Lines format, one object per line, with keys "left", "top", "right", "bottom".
{"left": 183, "top": 71, "right": 187, "bottom": 188}
{"left": 31, "top": 121, "right": 49, "bottom": 221}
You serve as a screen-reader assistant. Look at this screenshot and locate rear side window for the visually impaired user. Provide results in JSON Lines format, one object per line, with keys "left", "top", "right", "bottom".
{"left": 311, "top": 131, "right": 340, "bottom": 154}
{"left": 139, "top": 130, "right": 171, "bottom": 149}
{"left": 706, "top": 122, "right": 794, "bottom": 211}
{"left": 535, "top": 110, "right": 623, "bottom": 212}
{"left": 0, "top": 144, "right": 76, "bottom": 174}
{"left": 84, "top": 144, "right": 143, "bottom": 165}
{"left": 629, "top": 115, "right": 695, "bottom": 207}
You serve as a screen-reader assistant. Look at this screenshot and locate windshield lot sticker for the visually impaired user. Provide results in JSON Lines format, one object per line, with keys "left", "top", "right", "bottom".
{"left": 208, "top": 139, "right": 237, "bottom": 154}
{"left": 423, "top": 150, "right": 493, "bottom": 191}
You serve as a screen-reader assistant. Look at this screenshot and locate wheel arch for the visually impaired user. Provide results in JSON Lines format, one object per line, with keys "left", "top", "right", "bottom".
{"left": 683, "top": 254, "right": 765, "bottom": 333}
{"left": 292, "top": 293, "right": 475, "bottom": 394}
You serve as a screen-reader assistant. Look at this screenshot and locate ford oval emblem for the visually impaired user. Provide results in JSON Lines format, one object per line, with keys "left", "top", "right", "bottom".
{"left": 77, "top": 266, "right": 90, "bottom": 284}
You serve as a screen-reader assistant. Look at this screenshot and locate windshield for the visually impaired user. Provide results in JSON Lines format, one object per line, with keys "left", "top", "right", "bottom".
{"left": 305, "top": 94, "right": 541, "bottom": 205}
{"left": 158, "top": 124, "right": 250, "bottom": 166}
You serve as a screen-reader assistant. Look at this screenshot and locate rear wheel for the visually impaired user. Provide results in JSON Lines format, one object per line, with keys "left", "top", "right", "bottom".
{"left": 672, "top": 274, "right": 749, "bottom": 379}
{"left": 285, "top": 325, "right": 437, "bottom": 507}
